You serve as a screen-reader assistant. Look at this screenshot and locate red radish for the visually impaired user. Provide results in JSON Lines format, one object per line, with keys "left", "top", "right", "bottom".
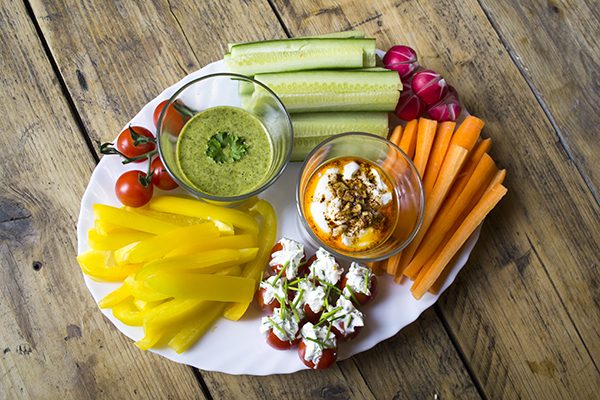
{"left": 412, "top": 70, "right": 449, "bottom": 105}
{"left": 427, "top": 85, "right": 462, "bottom": 122}
{"left": 383, "top": 45, "right": 419, "bottom": 80}
{"left": 394, "top": 80, "right": 426, "bottom": 121}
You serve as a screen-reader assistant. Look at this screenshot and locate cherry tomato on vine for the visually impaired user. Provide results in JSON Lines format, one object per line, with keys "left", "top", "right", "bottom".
{"left": 151, "top": 157, "right": 178, "bottom": 191}
{"left": 115, "top": 170, "right": 153, "bottom": 207}
{"left": 116, "top": 126, "right": 156, "bottom": 163}
{"left": 153, "top": 99, "right": 190, "bottom": 136}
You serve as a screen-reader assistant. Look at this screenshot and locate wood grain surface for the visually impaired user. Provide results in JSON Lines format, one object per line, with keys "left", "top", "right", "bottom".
{"left": 1, "top": 0, "right": 598, "bottom": 398}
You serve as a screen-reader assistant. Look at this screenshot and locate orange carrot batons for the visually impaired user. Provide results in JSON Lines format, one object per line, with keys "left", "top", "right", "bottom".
{"left": 412, "top": 117, "right": 438, "bottom": 177}
{"left": 449, "top": 115, "right": 485, "bottom": 154}
{"left": 411, "top": 183, "right": 508, "bottom": 300}
{"left": 399, "top": 119, "right": 419, "bottom": 159}
{"left": 422, "top": 121, "right": 456, "bottom": 197}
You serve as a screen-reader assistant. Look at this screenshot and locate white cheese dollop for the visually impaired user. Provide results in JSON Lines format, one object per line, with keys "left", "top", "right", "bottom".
{"left": 259, "top": 276, "right": 287, "bottom": 305}
{"left": 293, "top": 278, "right": 326, "bottom": 314}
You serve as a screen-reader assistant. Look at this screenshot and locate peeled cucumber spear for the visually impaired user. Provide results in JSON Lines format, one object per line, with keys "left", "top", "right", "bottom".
{"left": 253, "top": 69, "right": 401, "bottom": 113}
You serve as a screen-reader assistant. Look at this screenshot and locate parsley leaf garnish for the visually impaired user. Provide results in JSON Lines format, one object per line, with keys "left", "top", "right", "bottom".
{"left": 206, "top": 131, "right": 248, "bottom": 163}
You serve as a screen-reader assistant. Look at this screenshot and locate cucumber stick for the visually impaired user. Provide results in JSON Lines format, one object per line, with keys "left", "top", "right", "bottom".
{"left": 290, "top": 112, "right": 389, "bottom": 161}
{"left": 253, "top": 70, "right": 401, "bottom": 113}
{"left": 226, "top": 30, "right": 366, "bottom": 52}
{"left": 225, "top": 38, "right": 376, "bottom": 75}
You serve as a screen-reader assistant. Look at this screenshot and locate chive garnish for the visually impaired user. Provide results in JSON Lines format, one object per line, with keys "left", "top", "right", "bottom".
{"left": 292, "top": 289, "right": 305, "bottom": 309}
{"left": 345, "top": 285, "right": 360, "bottom": 306}
{"left": 304, "top": 336, "right": 334, "bottom": 349}
{"left": 268, "top": 317, "right": 287, "bottom": 337}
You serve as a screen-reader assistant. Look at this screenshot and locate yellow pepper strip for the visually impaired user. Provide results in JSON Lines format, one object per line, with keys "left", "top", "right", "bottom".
{"left": 164, "top": 233, "right": 258, "bottom": 258}
{"left": 133, "top": 298, "right": 167, "bottom": 311}
{"left": 125, "top": 206, "right": 204, "bottom": 226}
{"left": 236, "top": 196, "right": 259, "bottom": 215}
{"left": 135, "top": 248, "right": 256, "bottom": 281}
{"left": 126, "top": 206, "right": 234, "bottom": 235}
{"left": 77, "top": 250, "right": 144, "bottom": 282}
{"left": 144, "top": 273, "right": 255, "bottom": 302}
{"left": 118, "top": 222, "right": 220, "bottom": 265}
{"left": 95, "top": 219, "right": 139, "bottom": 236}
{"left": 148, "top": 195, "right": 259, "bottom": 235}
{"left": 136, "top": 298, "right": 204, "bottom": 350}
{"left": 88, "top": 228, "right": 153, "bottom": 251}
{"left": 168, "top": 302, "right": 227, "bottom": 354}
{"left": 93, "top": 203, "right": 180, "bottom": 235}
{"left": 112, "top": 297, "right": 153, "bottom": 326}
{"left": 223, "top": 199, "right": 277, "bottom": 321}
{"left": 98, "top": 284, "right": 131, "bottom": 309}
{"left": 124, "top": 274, "right": 171, "bottom": 302}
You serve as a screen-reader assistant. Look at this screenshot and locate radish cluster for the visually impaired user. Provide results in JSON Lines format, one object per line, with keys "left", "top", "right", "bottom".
{"left": 383, "top": 45, "right": 461, "bottom": 122}
{"left": 256, "top": 238, "right": 378, "bottom": 370}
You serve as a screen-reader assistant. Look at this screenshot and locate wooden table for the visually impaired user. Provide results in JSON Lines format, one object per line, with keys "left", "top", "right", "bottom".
{"left": 1, "top": 0, "right": 599, "bottom": 398}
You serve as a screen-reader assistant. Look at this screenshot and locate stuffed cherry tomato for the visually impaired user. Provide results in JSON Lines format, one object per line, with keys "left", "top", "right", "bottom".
{"left": 327, "top": 297, "right": 365, "bottom": 342}
{"left": 293, "top": 279, "right": 327, "bottom": 324}
{"left": 306, "top": 248, "right": 343, "bottom": 287}
{"left": 256, "top": 276, "right": 287, "bottom": 314}
{"left": 269, "top": 238, "right": 307, "bottom": 279}
{"left": 340, "top": 262, "right": 378, "bottom": 307}
{"left": 298, "top": 322, "right": 338, "bottom": 370}
{"left": 260, "top": 308, "right": 300, "bottom": 351}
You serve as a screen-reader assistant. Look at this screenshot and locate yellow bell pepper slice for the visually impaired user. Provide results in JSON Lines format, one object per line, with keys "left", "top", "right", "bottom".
{"left": 77, "top": 250, "right": 143, "bottom": 282}
{"left": 88, "top": 228, "right": 153, "bottom": 251}
{"left": 112, "top": 297, "right": 151, "bottom": 326}
{"left": 135, "top": 248, "right": 258, "bottom": 281}
{"left": 144, "top": 273, "right": 254, "bottom": 302}
{"left": 93, "top": 203, "right": 180, "bottom": 235}
{"left": 223, "top": 199, "right": 277, "bottom": 321}
{"left": 133, "top": 298, "right": 167, "bottom": 311}
{"left": 95, "top": 219, "right": 139, "bottom": 236}
{"left": 98, "top": 283, "right": 131, "bottom": 309}
{"left": 126, "top": 206, "right": 234, "bottom": 235}
{"left": 168, "top": 302, "right": 228, "bottom": 354}
{"left": 164, "top": 233, "right": 258, "bottom": 258}
{"left": 124, "top": 274, "right": 171, "bottom": 302}
{"left": 148, "top": 195, "right": 259, "bottom": 235}
{"left": 117, "top": 222, "right": 220, "bottom": 265}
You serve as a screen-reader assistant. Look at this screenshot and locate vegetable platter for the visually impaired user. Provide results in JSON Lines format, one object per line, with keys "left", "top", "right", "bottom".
{"left": 77, "top": 51, "right": 484, "bottom": 375}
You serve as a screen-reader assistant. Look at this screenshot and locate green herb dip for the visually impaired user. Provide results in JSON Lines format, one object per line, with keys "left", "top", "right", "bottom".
{"left": 176, "top": 106, "right": 273, "bottom": 197}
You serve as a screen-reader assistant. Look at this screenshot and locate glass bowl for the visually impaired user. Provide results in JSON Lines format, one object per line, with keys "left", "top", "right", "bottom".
{"left": 296, "top": 132, "right": 425, "bottom": 262}
{"left": 156, "top": 73, "right": 293, "bottom": 204}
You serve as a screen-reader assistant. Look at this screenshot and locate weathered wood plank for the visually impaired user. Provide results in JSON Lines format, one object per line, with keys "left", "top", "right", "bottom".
{"left": 271, "top": 0, "right": 600, "bottom": 398}
{"left": 478, "top": 0, "right": 600, "bottom": 200}
{"left": 0, "top": 0, "right": 205, "bottom": 398}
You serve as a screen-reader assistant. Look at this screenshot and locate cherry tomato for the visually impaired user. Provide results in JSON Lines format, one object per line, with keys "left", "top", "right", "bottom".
{"left": 303, "top": 303, "right": 322, "bottom": 325}
{"left": 150, "top": 157, "right": 178, "bottom": 191}
{"left": 330, "top": 321, "right": 363, "bottom": 342}
{"left": 266, "top": 330, "right": 300, "bottom": 351}
{"left": 255, "top": 286, "right": 283, "bottom": 314}
{"left": 115, "top": 170, "right": 153, "bottom": 208}
{"left": 298, "top": 341, "right": 338, "bottom": 370}
{"left": 340, "top": 274, "right": 378, "bottom": 308}
{"left": 116, "top": 126, "right": 156, "bottom": 163}
{"left": 153, "top": 99, "right": 189, "bottom": 136}
{"left": 269, "top": 242, "right": 308, "bottom": 278}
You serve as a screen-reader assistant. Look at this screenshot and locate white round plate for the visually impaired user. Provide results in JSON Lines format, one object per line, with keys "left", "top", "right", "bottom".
{"left": 76, "top": 53, "right": 480, "bottom": 375}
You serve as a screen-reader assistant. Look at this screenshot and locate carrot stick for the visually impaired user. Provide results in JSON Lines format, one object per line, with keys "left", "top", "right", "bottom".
{"left": 367, "top": 261, "right": 384, "bottom": 276}
{"left": 389, "top": 124, "right": 403, "bottom": 146}
{"left": 449, "top": 115, "right": 485, "bottom": 154}
{"left": 405, "top": 153, "right": 497, "bottom": 276}
{"left": 385, "top": 251, "right": 402, "bottom": 276}
{"left": 399, "top": 119, "right": 418, "bottom": 159}
{"left": 412, "top": 118, "right": 438, "bottom": 177}
{"left": 427, "top": 248, "right": 463, "bottom": 295}
{"left": 392, "top": 143, "right": 468, "bottom": 282}
{"left": 411, "top": 183, "right": 508, "bottom": 299}
{"left": 442, "top": 138, "right": 492, "bottom": 212}
{"left": 422, "top": 121, "right": 456, "bottom": 198}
